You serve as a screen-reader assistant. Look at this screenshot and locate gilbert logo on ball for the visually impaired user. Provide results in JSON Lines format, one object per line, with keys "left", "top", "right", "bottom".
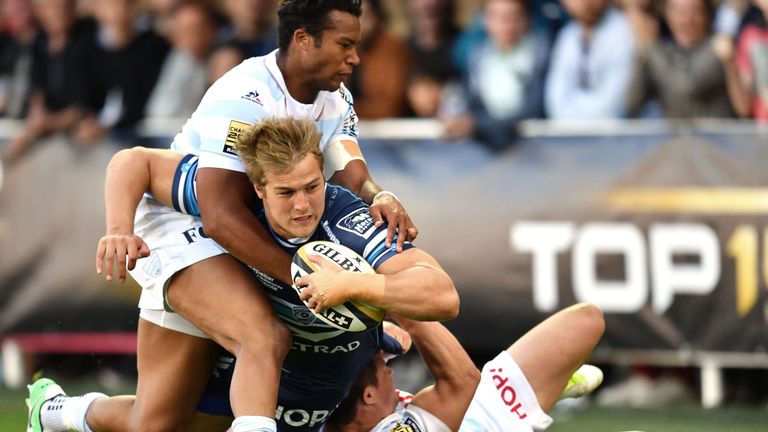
{"left": 291, "top": 241, "right": 385, "bottom": 332}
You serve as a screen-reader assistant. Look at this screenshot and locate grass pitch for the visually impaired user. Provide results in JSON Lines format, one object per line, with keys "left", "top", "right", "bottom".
{"left": 2, "top": 382, "right": 766, "bottom": 431}
{"left": 549, "top": 404, "right": 768, "bottom": 432}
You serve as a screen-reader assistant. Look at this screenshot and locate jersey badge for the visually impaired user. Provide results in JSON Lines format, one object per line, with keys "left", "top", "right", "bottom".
{"left": 141, "top": 253, "right": 162, "bottom": 278}
{"left": 223, "top": 120, "right": 251, "bottom": 155}
{"left": 391, "top": 420, "right": 418, "bottom": 432}
{"left": 336, "top": 208, "right": 375, "bottom": 239}
{"left": 241, "top": 90, "right": 263, "bottom": 105}
{"left": 291, "top": 305, "right": 316, "bottom": 325}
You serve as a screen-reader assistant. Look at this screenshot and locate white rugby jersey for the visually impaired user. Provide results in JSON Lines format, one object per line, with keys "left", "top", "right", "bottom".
{"left": 370, "top": 390, "right": 451, "bottom": 432}
{"left": 169, "top": 49, "right": 361, "bottom": 179}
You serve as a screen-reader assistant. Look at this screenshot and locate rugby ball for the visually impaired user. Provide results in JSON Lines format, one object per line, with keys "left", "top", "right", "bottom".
{"left": 291, "top": 241, "right": 385, "bottom": 332}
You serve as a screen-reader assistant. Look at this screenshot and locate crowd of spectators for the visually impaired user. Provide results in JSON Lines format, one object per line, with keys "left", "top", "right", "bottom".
{"left": 0, "top": 0, "right": 767, "bottom": 158}
{"left": 437, "top": 0, "right": 767, "bottom": 150}
{"left": 0, "top": 0, "right": 262, "bottom": 161}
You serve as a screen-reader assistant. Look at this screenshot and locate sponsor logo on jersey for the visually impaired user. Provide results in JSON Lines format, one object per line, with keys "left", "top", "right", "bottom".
{"left": 182, "top": 226, "right": 209, "bottom": 244}
{"left": 291, "top": 340, "right": 361, "bottom": 353}
{"left": 241, "top": 90, "right": 262, "bottom": 105}
{"left": 321, "top": 221, "right": 340, "bottom": 243}
{"left": 320, "top": 307, "right": 354, "bottom": 330}
{"left": 275, "top": 405, "right": 329, "bottom": 428}
{"left": 223, "top": 120, "right": 251, "bottom": 155}
{"left": 336, "top": 208, "right": 375, "bottom": 238}
{"left": 250, "top": 267, "right": 285, "bottom": 292}
{"left": 403, "top": 418, "right": 423, "bottom": 431}
{"left": 388, "top": 420, "right": 418, "bottom": 432}
{"left": 341, "top": 109, "right": 358, "bottom": 138}
{"left": 291, "top": 305, "right": 316, "bottom": 325}
{"left": 338, "top": 85, "right": 353, "bottom": 105}
{"left": 489, "top": 367, "right": 528, "bottom": 420}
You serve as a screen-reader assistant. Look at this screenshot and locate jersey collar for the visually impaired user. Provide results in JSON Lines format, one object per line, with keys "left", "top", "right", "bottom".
{"left": 266, "top": 49, "right": 326, "bottom": 120}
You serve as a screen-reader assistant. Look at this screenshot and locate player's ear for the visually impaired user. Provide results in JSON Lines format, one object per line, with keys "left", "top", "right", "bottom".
{"left": 294, "top": 29, "right": 310, "bottom": 48}
{"left": 362, "top": 385, "right": 378, "bottom": 405}
{"left": 254, "top": 184, "right": 264, "bottom": 199}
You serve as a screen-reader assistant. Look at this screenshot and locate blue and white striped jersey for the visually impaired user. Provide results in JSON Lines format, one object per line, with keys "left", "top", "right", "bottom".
{"left": 169, "top": 49, "right": 361, "bottom": 179}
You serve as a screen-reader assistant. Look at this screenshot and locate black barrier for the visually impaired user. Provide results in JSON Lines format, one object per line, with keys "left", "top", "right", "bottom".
{"left": 357, "top": 128, "right": 768, "bottom": 360}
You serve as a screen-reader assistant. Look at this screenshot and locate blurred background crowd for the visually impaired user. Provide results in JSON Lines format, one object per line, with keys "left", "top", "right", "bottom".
{"left": 0, "top": 0, "right": 766, "bottom": 159}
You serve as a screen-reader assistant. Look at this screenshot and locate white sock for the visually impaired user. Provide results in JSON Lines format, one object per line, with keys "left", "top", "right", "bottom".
{"left": 231, "top": 415, "right": 277, "bottom": 432}
{"left": 56, "top": 392, "right": 107, "bottom": 432}
{"left": 40, "top": 395, "right": 69, "bottom": 432}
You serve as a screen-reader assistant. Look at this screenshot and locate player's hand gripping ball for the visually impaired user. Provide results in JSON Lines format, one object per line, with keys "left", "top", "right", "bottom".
{"left": 292, "top": 241, "right": 385, "bottom": 332}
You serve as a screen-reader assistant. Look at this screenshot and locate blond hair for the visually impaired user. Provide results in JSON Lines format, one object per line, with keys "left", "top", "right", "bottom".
{"left": 234, "top": 117, "right": 324, "bottom": 186}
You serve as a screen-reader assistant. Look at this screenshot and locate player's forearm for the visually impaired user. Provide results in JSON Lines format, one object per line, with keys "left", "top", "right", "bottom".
{"left": 197, "top": 168, "right": 294, "bottom": 284}
{"left": 328, "top": 160, "right": 381, "bottom": 204}
{"left": 352, "top": 266, "right": 459, "bottom": 321}
{"left": 393, "top": 315, "right": 477, "bottom": 384}
{"left": 397, "top": 315, "right": 479, "bottom": 431}
{"left": 104, "top": 149, "right": 151, "bottom": 234}
{"left": 200, "top": 205, "right": 293, "bottom": 284}
{"left": 357, "top": 178, "right": 382, "bottom": 205}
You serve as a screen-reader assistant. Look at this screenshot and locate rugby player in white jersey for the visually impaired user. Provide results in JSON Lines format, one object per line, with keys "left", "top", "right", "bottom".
{"left": 27, "top": 2, "right": 419, "bottom": 432}
{"left": 324, "top": 304, "right": 605, "bottom": 432}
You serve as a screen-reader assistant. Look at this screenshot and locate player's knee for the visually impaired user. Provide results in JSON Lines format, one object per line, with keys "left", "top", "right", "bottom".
{"left": 110, "top": 146, "right": 149, "bottom": 166}
{"left": 234, "top": 316, "right": 292, "bottom": 360}
{"left": 572, "top": 302, "right": 605, "bottom": 342}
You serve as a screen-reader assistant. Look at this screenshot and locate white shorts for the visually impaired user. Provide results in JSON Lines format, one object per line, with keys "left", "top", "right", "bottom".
{"left": 129, "top": 195, "right": 227, "bottom": 337}
{"left": 460, "top": 351, "right": 553, "bottom": 432}
{"left": 139, "top": 309, "right": 209, "bottom": 338}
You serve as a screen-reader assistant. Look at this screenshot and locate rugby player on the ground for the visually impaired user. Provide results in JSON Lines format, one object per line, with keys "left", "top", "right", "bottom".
{"left": 324, "top": 303, "right": 605, "bottom": 432}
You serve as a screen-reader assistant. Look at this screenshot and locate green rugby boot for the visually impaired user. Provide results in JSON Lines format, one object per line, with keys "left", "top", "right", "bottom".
{"left": 560, "top": 364, "right": 604, "bottom": 400}
{"left": 26, "top": 377, "right": 65, "bottom": 432}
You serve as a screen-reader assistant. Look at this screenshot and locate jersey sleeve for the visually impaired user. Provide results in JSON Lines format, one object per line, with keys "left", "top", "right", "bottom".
{"left": 323, "top": 85, "right": 364, "bottom": 177}
{"left": 171, "top": 154, "right": 201, "bottom": 216}
{"left": 380, "top": 331, "right": 405, "bottom": 357}
{"left": 327, "top": 187, "right": 412, "bottom": 269}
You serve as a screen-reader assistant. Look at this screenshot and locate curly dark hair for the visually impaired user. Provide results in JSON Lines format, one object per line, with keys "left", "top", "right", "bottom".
{"left": 277, "top": 0, "right": 363, "bottom": 51}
